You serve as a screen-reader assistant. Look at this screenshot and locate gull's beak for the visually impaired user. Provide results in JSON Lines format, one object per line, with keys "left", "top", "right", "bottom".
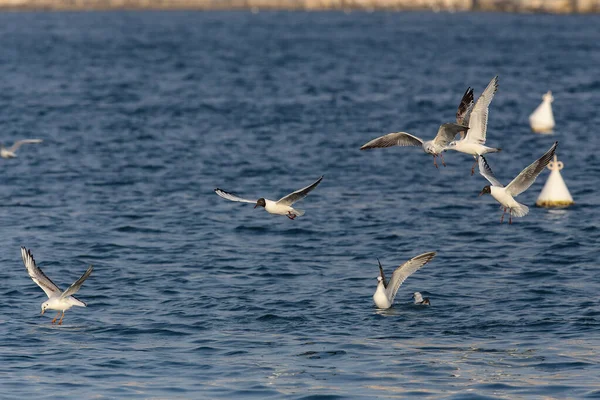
{"left": 478, "top": 190, "right": 485, "bottom": 197}
{"left": 254, "top": 204, "right": 258, "bottom": 209}
{"left": 41, "top": 309, "right": 45, "bottom": 315}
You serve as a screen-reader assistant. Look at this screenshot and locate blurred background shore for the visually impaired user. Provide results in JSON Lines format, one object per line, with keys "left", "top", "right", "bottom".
{"left": 0, "top": 0, "right": 599, "bottom": 13}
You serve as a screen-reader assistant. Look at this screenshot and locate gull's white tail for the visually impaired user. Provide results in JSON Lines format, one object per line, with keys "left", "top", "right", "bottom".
{"left": 511, "top": 203, "right": 529, "bottom": 218}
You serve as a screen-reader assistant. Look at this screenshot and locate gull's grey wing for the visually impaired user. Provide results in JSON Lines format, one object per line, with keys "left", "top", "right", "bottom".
{"left": 377, "top": 258, "right": 387, "bottom": 289}
{"left": 60, "top": 265, "right": 93, "bottom": 300}
{"left": 478, "top": 156, "right": 504, "bottom": 187}
{"left": 465, "top": 76, "right": 498, "bottom": 145}
{"left": 456, "top": 87, "right": 474, "bottom": 126}
{"left": 433, "top": 123, "right": 469, "bottom": 147}
{"left": 214, "top": 188, "right": 257, "bottom": 204}
{"left": 386, "top": 252, "right": 436, "bottom": 303}
{"left": 21, "top": 247, "right": 61, "bottom": 299}
{"left": 8, "top": 139, "right": 43, "bottom": 152}
{"left": 360, "top": 132, "right": 423, "bottom": 150}
{"left": 506, "top": 142, "right": 558, "bottom": 197}
{"left": 277, "top": 176, "right": 324, "bottom": 206}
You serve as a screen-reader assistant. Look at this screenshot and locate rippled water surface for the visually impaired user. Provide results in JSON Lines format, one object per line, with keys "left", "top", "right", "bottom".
{"left": 0, "top": 10, "right": 599, "bottom": 399}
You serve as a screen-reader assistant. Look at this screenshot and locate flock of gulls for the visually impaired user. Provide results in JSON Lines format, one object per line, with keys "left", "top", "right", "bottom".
{"left": 20, "top": 77, "right": 559, "bottom": 323}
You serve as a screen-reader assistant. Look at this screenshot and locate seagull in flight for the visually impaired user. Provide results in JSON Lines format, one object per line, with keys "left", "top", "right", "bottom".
{"left": 359, "top": 89, "right": 471, "bottom": 168}
{"left": 1, "top": 139, "right": 43, "bottom": 158}
{"left": 412, "top": 292, "right": 430, "bottom": 305}
{"left": 21, "top": 247, "right": 93, "bottom": 325}
{"left": 478, "top": 141, "right": 558, "bottom": 224}
{"left": 215, "top": 176, "right": 323, "bottom": 220}
{"left": 360, "top": 123, "right": 467, "bottom": 168}
{"left": 373, "top": 252, "right": 436, "bottom": 309}
{"left": 446, "top": 76, "right": 501, "bottom": 175}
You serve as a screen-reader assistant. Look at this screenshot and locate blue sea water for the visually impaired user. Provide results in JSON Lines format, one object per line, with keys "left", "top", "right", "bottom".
{"left": 0, "top": 10, "right": 599, "bottom": 399}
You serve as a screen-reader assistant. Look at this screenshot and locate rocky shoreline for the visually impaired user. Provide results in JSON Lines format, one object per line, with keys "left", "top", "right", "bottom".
{"left": 0, "top": 0, "right": 598, "bottom": 13}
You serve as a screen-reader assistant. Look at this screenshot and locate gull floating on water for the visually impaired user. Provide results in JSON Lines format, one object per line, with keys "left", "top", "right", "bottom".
{"left": 478, "top": 141, "right": 558, "bottom": 224}
{"left": 21, "top": 247, "right": 93, "bottom": 325}
{"left": 215, "top": 176, "right": 323, "bottom": 220}
{"left": 413, "top": 292, "right": 430, "bottom": 305}
{"left": 1, "top": 139, "right": 43, "bottom": 158}
{"left": 373, "top": 252, "right": 436, "bottom": 309}
{"left": 446, "top": 76, "right": 501, "bottom": 175}
{"left": 359, "top": 90, "right": 472, "bottom": 168}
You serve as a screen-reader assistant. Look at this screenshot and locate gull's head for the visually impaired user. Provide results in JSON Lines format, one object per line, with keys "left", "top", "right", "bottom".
{"left": 479, "top": 185, "right": 491, "bottom": 196}
{"left": 254, "top": 198, "right": 266, "bottom": 209}
{"left": 41, "top": 301, "right": 49, "bottom": 315}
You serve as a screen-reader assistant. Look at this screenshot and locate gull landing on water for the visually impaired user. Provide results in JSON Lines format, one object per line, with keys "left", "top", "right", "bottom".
{"left": 413, "top": 292, "right": 430, "bottom": 306}
{"left": 215, "top": 176, "right": 323, "bottom": 220}
{"left": 446, "top": 76, "right": 501, "bottom": 175}
{"left": 478, "top": 141, "right": 558, "bottom": 224}
{"left": 373, "top": 252, "right": 436, "bottom": 309}
{"left": 1, "top": 139, "right": 43, "bottom": 158}
{"left": 21, "top": 247, "right": 93, "bottom": 325}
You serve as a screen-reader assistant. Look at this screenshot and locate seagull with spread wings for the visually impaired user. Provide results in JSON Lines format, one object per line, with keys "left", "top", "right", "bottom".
{"left": 478, "top": 142, "right": 558, "bottom": 224}
{"left": 21, "top": 247, "right": 93, "bottom": 325}
{"left": 214, "top": 176, "right": 323, "bottom": 220}
{"left": 1, "top": 139, "right": 43, "bottom": 158}
{"left": 373, "top": 252, "right": 436, "bottom": 309}
{"left": 446, "top": 76, "right": 501, "bottom": 175}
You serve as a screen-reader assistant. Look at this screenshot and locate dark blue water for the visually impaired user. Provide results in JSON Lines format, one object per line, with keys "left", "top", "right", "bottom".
{"left": 0, "top": 10, "right": 599, "bottom": 399}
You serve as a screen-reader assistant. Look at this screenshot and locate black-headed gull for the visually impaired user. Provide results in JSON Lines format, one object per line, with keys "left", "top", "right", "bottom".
{"left": 21, "top": 247, "right": 93, "bottom": 325}
{"left": 1, "top": 139, "right": 43, "bottom": 158}
{"left": 215, "top": 176, "right": 323, "bottom": 220}
{"left": 373, "top": 252, "right": 436, "bottom": 309}
{"left": 412, "top": 292, "right": 430, "bottom": 305}
{"left": 478, "top": 142, "right": 558, "bottom": 224}
{"left": 446, "top": 76, "right": 501, "bottom": 175}
{"left": 360, "top": 123, "right": 467, "bottom": 168}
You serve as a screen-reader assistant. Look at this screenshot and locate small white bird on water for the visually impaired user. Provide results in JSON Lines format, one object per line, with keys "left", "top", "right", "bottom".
{"left": 360, "top": 89, "right": 473, "bottom": 168}
{"left": 21, "top": 247, "right": 93, "bottom": 325}
{"left": 1, "top": 139, "right": 43, "bottom": 158}
{"left": 478, "top": 141, "right": 558, "bottom": 224}
{"left": 215, "top": 176, "right": 323, "bottom": 220}
{"left": 373, "top": 252, "right": 436, "bottom": 309}
{"left": 412, "top": 292, "right": 430, "bottom": 306}
{"left": 446, "top": 76, "right": 501, "bottom": 175}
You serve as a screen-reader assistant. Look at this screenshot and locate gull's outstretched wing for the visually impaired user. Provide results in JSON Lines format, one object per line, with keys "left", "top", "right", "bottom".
{"left": 8, "top": 139, "right": 43, "bottom": 152}
{"left": 386, "top": 252, "right": 436, "bottom": 303}
{"left": 433, "top": 123, "right": 469, "bottom": 147}
{"left": 506, "top": 142, "right": 558, "bottom": 197}
{"left": 465, "top": 76, "right": 498, "bottom": 145}
{"left": 21, "top": 247, "right": 61, "bottom": 299}
{"left": 478, "top": 156, "right": 504, "bottom": 188}
{"left": 214, "top": 189, "right": 257, "bottom": 204}
{"left": 60, "top": 265, "right": 93, "bottom": 300}
{"left": 277, "top": 176, "right": 324, "bottom": 206}
{"left": 456, "top": 87, "right": 474, "bottom": 128}
{"left": 377, "top": 258, "right": 387, "bottom": 289}
{"left": 360, "top": 132, "right": 423, "bottom": 150}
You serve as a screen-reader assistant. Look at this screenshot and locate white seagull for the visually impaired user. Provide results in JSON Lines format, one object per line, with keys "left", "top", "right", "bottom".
{"left": 21, "top": 247, "right": 93, "bottom": 325}
{"left": 215, "top": 176, "right": 323, "bottom": 220}
{"left": 1, "top": 139, "right": 43, "bottom": 158}
{"left": 360, "top": 123, "right": 467, "bottom": 168}
{"left": 478, "top": 141, "right": 558, "bottom": 224}
{"left": 373, "top": 252, "right": 436, "bottom": 309}
{"left": 446, "top": 76, "right": 501, "bottom": 175}
{"left": 412, "top": 292, "right": 430, "bottom": 306}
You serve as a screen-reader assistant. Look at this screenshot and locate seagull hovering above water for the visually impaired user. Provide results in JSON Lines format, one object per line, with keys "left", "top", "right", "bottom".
{"left": 360, "top": 88, "right": 472, "bottom": 168}
{"left": 373, "top": 252, "right": 436, "bottom": 309}
{"left": 360, "top": 123, "right": 468, "bottom": 168}
{"left": 446, "top": 76, "right": 501, "bottom": 175}
{"left": 412, "top": 292, "right": 430, "bottom": 305}
{"left": 214, "top": 176, "right": 323, "bottom": 220}
{"left": 478, "top": 141, "right": 558, "bottom": 224}
{"left": 21, "top": 247, "right": 93, "bottom": 325}
{"left": 1, "top": 139, "right": 43, "bottom": 158}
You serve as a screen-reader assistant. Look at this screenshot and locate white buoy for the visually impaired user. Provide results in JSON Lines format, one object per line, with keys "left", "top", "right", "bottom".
{"left": 529, "top": 91, "right": 555, "bottom": 133}
{"left": 536, "top": 154, "right": 573, "bottom": 208}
